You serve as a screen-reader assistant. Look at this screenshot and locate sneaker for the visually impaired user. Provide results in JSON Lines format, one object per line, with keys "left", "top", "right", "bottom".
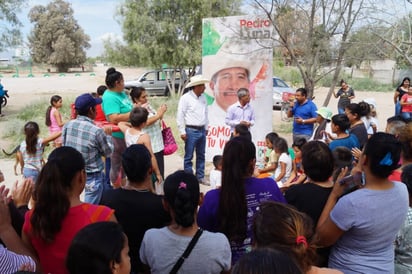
{"left": 199, "top": 178, "right": 210, "bottom": 186}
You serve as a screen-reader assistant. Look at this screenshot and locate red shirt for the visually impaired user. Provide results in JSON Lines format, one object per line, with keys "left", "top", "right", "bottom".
{"left": 95, "top": 104, "right": 106, "bottom": 122}
{"left": 23, "top": 204, "right": 114, "bottom": 274}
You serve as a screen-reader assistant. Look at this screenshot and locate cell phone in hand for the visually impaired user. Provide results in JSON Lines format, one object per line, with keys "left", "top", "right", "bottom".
{"left": 339, "top": 172, "right": 365, "bottom": 196}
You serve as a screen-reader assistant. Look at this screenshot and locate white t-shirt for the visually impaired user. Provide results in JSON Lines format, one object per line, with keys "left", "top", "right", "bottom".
{"left": 209, "top": 169, "right": 221, "bottom": 189}
{"left": 274, "top": 152, "right": 292, "bottom": 188}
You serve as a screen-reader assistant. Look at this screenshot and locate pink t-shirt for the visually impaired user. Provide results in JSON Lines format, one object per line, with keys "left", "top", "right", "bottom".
{"left": 401, "top": 94, "right": 412, "bottom": 113}
{"left": 49, "top": 107, "right": 62, "bottom": 133}
{"left": 23, "top": 203, "right": 114, "bottom": 274}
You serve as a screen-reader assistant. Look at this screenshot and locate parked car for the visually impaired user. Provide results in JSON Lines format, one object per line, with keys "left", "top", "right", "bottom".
{"left": 273, "top": 76, "right": 294, "bottom": 110}
{"left": 124, "top": 68, "right": 188, "bottom": 96}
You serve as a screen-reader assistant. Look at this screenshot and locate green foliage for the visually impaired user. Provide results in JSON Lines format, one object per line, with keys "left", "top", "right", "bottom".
{"left": 0, "top": 0, "right": 25, "bottom": 51}
{"left": 106, "top": 0, "right": 242, "bottom": 68}
{"left": 273, "top": 64, "right": 302, "bottom": 87}
{"left": 28, "top": 0, "right": 90, "bottom": 73}
{"left": 318, "top": 75, "right": 394, "bottom": 92}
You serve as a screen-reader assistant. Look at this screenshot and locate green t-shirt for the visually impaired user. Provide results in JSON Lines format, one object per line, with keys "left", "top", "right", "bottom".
{"left": 102, "top": 90, "right": 133, "bottom": 138}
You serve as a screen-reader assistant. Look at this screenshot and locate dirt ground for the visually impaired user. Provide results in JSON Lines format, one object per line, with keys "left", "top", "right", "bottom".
{"left": 0, "top": 66, "right": 395, "bottom": 190}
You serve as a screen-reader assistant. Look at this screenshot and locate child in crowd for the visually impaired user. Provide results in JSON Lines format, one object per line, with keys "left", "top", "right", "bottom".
{"left": 257, "top": 132, "right": 278, "bottom": 178}
{"left": 140, "top": 170, "right": 231, "bottom": 273}
{"left": 93, "top": 85, "right": 108, "bottom": 122}
{"left": 118, "top": 107, "right": 162, "bottom": 190}
{"left": 327, "top": 114, "right": 360, "bottom": 151}
{"left": 273, "top": 137, "right": 293, "bottom": 188}
{"left": 67, "top": 222, "right": 131, "bottom": 274}
{"left": 401, "top": 87, "right": 412, "bottom": 121}
{"left": 45, "top": 95, "right": 64, "bottom": 147}
{"left": 253, "top": 201, "right": 342, "bottom": 273}
{"left": 210, "top": 155, "right": 222, "bottom": 189}
{"left": 284, "top": 138, "right": 307, "bottom": 186}
{"left": 362, "top": 99, "right": 378, "bottom": 136}
{"left": 19, "top": 121, "right": 61, "bottom": 183}
{"left": 331, "top": 146, "right": 353, "bottom": 183}
{"left": 232, "top": 248, "right": 303, "bottom": 274}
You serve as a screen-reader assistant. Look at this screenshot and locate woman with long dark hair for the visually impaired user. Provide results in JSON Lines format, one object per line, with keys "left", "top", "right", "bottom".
{"left": 394, "top": 77, "right": 410, "bottom": 116}
{"left": 22, "top": 147, "right": 116, "bottom": 274}
{"left": 198, "top": 137, "right": 285, "bottom": 264}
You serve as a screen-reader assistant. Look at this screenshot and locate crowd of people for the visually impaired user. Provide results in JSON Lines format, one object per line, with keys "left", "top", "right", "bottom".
{"left": 1, "top": 69, "right": 412, "bottom": 274}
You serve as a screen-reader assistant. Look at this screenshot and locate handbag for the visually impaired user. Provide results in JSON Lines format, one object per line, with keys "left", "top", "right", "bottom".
{"left": 162, "top": 120, "right": 178, "bottom": 155}
{"left": 170, "top": 228, "right": 203, "bottom": 274}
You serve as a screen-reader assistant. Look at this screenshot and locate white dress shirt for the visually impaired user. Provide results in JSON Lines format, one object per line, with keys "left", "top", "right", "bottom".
{"left": 177, "top": 90, "right": 209, "bottom": 134}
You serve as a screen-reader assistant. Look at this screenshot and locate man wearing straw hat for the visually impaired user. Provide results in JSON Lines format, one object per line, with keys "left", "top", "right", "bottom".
{"left": 177, "top": 75, "right": 210, "bottom": 185}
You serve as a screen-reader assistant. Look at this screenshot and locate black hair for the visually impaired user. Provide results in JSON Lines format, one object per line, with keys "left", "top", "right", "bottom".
{"left": 265, "top": 132, "right": 279, "bottom": 146}
{"left": 363, "top": 132, "right": 401, "bottom": 178}
{"left": 345, "top": 103, "right": 362, "bottom": 120}
{"left": 292, "top": 138, "right": 307, "bottom": 149}
{"left": 96, "top": 85, "right": 107, "bottom": 96}
{"left": 31, "top": 147, "right": 85, "bottom": 243}
{"left": 399, "top": 123, "right": 412, "bottom": 162}
{"left": 129, "top": 107, "right": 148, "bottom": 127}
{"left": 23, "top": 121, "right": 40, "bottom": 155}
{"left": 401, "top": 164, "right": 412, "bottom": 197}
{"left": 301, "top": 141, "right": 334, "bottom": 182}
{"left": 358, "top": 101, "right": 371, "bottom": 117}
{"left": 295, "top": 87, "right": 307, "bottom": 97}
{"left": 339, "top": 79, "right": 346, "bottom": 86}
{"left": 232, "top": 247, "right": 303, "bottom": 274}
{"left": 66, "top": 222, "right": 127, "bottom": 274}
{"left": 105, "top": 67, "right": 123, "bottom": 89}
{"left": 331, "top": 146, "right": 353, "bottom": 182}
{"left": 213, "top": 155, "right": 223, "bottom": 169}
{"left": 164, "top": 170, "right": 199, "bottom": 228}
{"left": 234, "top": 124, "right": 252, "bottom": 141}
{"left": 331, "top": 114, "right": 350, "bottom": 131}
{"left": 45, "top": 95, "right": 62, "bottom": 127}
{"left": 122, "top": 144, "right": 152, "bottom": 183}
{"left": 237, "top": 88, "right": 249, "bottom": 99}
{"left": 273, "top": 137, "right": 289, "bottom": 155}
{"left": 398, "top": 77, "right": 411, "bottom": 89}
{"left": 219, "top": 137, "right": 256, "bottom": 242}
{"left": 129, "top": 86, "right": 146, "bottom": 104}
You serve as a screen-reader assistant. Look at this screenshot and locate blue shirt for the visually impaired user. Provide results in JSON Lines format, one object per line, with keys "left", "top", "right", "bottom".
{"left": 329, "top": 134, "right": 360, "bottom": 151}
{"left": 291, "top": 100, "right": 317, "bottom": 135}
{"left": 225, "top": 101, "right": 255, "bottom": 132}
{"left": 0, "top": 83, "right": 4, "bottom": 97}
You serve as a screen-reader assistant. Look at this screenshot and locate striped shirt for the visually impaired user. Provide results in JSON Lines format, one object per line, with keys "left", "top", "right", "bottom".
{"left": 0, "top": 244, "right": 36, "bottom": 273}
{"left": 62, "top": 115, "right": 113, "bottom": 173}
{"left": 20, "top": 138, "right": 44, "bottom": 171}
{"left": 143, "top": 104, "right": 164, "bottom": 153}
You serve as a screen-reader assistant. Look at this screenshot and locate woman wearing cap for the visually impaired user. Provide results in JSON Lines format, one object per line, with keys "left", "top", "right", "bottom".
{"left": 102, "top": 67, "right": 133, "bottom": 187}
{"left": 310, "top": 106, "right": 335, "bottom": 142}
{"left": 332, "top": 79, "right": 355, "bottom": 114}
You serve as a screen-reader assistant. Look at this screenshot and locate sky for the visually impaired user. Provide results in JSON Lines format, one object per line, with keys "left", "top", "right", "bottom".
{"left": 4, "top": 0, "right": 123, "bottom": 59}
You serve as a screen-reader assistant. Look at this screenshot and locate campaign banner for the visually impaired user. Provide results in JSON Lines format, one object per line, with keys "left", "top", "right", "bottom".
{"left": 202, "top": 15, "right": 274, "bottom": 161}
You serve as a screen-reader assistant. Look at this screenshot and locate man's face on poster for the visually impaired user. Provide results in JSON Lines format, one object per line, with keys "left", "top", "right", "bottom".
{"left": 209, "top": 67, "right": 250, "bottom": 111}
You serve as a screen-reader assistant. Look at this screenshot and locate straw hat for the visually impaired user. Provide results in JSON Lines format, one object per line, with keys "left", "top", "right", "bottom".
{"left": 185, "top": 75, "right": 210, "bottom": 89}
{"left": 316, "top": 106, "right": 333, "bottom": 120}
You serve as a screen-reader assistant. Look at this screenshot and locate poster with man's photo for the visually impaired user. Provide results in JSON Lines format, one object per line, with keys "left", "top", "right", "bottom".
{"left": 202, "top": 15, "right": 274, "bottom": 161}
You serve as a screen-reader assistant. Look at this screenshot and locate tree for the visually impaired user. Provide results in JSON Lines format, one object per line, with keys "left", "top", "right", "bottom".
{"left": 106, "top": 0, "right": 242, "bottom": 95}
{"left": 28, "top": 0, "right": 90, "bottom": 72}
{"left": 0, "top": 0, "right": 26, "bottom": 51}
{"left": 253, "top": 0, "right": 367, "bottom": 101}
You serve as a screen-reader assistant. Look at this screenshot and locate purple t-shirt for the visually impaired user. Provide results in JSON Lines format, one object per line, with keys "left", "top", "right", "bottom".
{"left": 197, "top": 176, "right": 286, "bottom": 264}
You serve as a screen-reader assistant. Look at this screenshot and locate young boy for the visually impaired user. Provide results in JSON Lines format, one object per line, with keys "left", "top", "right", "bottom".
{"left": 209, "top": 155, "right": 222, "bottom": 189}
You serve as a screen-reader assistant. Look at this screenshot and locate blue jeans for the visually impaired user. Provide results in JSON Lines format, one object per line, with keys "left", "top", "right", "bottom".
{"left": 338, "top": 107, "right": 345, "bottom": 114}
{"left": 401, "top": 112, "right": 412, "bottom": 121}
{"left": 84, "top": 171, "right": 104, "bottom": 204}
{"left": 23, "top": 168, "right": 39, "bottom": 183}
{"left": 293, "top": 133, "right": 311, "bottom": 143}
{"left": 184, "top": 127, "right": 206, "bottom": 180}
{"left": 395, "top": 101, "right": 401, "bottom": 116}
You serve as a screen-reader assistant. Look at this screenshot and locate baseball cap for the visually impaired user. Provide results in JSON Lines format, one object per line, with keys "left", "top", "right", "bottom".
{"left": 75, "top": 93, "right": 102, "bottom": 113}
